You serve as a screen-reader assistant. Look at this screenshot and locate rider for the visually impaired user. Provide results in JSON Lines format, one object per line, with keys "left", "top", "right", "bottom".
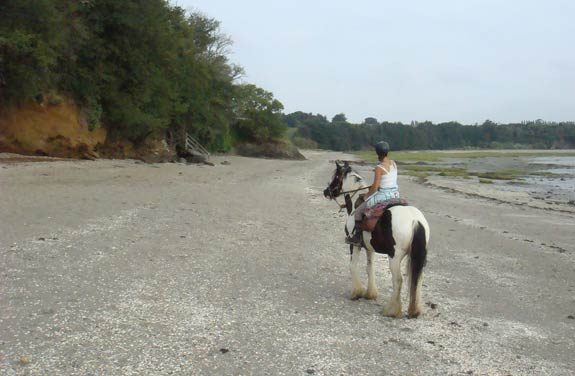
{"left": 346, "top": 141, "right": 400, "bottom": 246}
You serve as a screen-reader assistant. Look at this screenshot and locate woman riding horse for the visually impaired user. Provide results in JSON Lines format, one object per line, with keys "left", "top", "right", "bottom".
{"left": 346, "top": 141, "right": 400, "bottom": 246}
{"left": 323, "top": 154, "right": 429, "bottom": 318}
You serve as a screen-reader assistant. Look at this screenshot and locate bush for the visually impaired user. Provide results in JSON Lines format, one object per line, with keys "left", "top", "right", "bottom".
{"left": 234, "top": 141, "right": 305, "bottom": 160}
{"left": 292, "top": 136, "right": 318, "bottom": 149}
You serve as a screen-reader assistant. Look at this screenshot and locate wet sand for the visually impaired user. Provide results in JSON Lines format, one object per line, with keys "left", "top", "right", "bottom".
{"left": 1, "top": 151, "right": 574, "bottom": 375}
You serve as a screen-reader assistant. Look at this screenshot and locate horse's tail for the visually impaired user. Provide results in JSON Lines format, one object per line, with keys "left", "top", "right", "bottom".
{"left": 409, "top": 221, "right": 427, "bottom": 316}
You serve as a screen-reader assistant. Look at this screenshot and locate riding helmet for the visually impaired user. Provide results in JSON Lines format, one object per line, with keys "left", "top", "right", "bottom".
{"left": 374, "top": 141, "right": 390, "bottom": 155}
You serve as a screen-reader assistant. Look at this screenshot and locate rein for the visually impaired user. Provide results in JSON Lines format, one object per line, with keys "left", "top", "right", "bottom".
{"left": 340, "top": 186, "right": 369, "bottom": 195}
{"left": 333, "top": 186, "right": 369, "bottom": 212}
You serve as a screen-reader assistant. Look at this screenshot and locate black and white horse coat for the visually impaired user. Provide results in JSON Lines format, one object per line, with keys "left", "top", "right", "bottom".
{"left": 324, "top": 161, "right": 430, "bottom": 318}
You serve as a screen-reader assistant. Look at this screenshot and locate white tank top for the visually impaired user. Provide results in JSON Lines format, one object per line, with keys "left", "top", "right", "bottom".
{"left": 377, "top": 162, "right": 398, "bottom": 189}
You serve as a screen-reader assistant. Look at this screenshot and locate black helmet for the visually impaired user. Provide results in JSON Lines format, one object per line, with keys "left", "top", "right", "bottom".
{"left": 374, "top": 141, "right": 390, "bottom": 155}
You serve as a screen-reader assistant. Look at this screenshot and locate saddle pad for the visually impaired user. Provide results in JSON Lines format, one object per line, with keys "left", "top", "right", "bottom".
{"left": 360, "top": 198, "right": 408, "bottom": 232}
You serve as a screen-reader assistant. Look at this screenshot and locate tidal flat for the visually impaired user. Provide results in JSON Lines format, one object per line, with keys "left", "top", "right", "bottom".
{"left": 1, "top": 150, "right": 574, "bottom": 375}
{"left": 356, "top": 150, "right": 575, "bottom": 210}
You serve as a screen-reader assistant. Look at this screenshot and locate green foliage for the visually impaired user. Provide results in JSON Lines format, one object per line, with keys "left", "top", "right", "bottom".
{"left": 332, "top": 113, "right": 347, "bottom": 123}
{"left": 232, "top": 84, "right": 286, "bottom": 142}
{"left": 291, "top": 113, "right": 575, "bottom": 152}
{"left": 0, "top": 0, "right": 65, "bottom": 102}
{"left": 84, "top": 100, "right": 103, "bottom": 131}
{"left": 473, "top": 169, "right": 523, "bottom": 180}
{"left": 0, "top": 1, "right": 285, "bottom": 150}
{"left": 357, "top": 149, "right": 575, "bottom": 164}
{"left": 292, "top": 136, "right": 318, "bottom": 149}
{"left": 364, "top": 117, "right": 378, "bottom": 125}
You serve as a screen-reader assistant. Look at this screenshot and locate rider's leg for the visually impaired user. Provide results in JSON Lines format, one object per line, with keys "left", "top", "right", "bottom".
{"left": 346, "top": 201, "right": 367, "bottom": 245}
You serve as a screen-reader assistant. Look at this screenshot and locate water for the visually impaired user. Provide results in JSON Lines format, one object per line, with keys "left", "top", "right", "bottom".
{"left": 442, "top": 155, "right": 575, "bottom": 204}
{"left": 529, "top": 156, "right": 575, "bottom": 168}
{"left": 522, "top": 156, "right": 575, "bottom": 203}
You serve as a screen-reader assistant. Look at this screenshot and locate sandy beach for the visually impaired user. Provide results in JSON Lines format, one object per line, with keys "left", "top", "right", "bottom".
{"left": 1, "top": 151, "right": 574, "bottom": 375}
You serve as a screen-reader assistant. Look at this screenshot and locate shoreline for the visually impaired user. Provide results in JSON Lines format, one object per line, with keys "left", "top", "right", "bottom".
{"left": 3, "top": 149, "right": 574, "bottom": 214}
{"left": 422, "top": 175, "right": 575, "bottom": 214}
{"left": 348, "top": 149, "right": 575, "bottom": 214}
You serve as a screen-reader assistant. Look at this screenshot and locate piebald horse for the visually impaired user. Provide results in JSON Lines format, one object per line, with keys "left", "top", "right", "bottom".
{"left": 324, "top": 161, "right": 430, "bottom": 318}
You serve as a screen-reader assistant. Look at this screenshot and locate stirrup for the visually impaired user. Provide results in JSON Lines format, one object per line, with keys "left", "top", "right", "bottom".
{"left": 345, "top": 232, "right": 362, "bottom": 246}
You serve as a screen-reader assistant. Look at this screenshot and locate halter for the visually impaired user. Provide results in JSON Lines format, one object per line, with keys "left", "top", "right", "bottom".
{"left": 325, "top": 162, "right": 369, "bottom": 212}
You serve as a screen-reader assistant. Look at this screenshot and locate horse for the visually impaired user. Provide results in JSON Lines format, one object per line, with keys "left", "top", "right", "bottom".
{"left": 323, "top": 161, "right": 430, "bottom": 318}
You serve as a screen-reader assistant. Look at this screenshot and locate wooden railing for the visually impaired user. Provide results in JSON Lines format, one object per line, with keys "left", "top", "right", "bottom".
{"left": 185, "top": 133, "right": 210, "bottom": 160}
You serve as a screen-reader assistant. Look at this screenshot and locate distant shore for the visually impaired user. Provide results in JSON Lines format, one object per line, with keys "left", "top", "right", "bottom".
{"left": 352, "top": 149, "right": 575, "bottom": 213}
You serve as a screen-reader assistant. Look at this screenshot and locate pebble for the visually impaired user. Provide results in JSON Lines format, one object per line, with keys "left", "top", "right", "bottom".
{"left": 19, "top": 356, "right": 30, "bottom": 365}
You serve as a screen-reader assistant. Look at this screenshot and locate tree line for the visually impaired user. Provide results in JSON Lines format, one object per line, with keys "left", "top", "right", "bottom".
{"left": 0, "top": 0, "right": 286, "bottom": 151}
{"left": 2, "top": 1, "right": 573, "bottom": 154}
{"left": 285, "top": 112, "right": 575, "bottom": 151}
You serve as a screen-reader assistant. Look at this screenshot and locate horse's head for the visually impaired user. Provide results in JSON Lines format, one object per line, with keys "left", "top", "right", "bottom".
{"left": 323, "top": 161, "right": 355, "bottom": 199}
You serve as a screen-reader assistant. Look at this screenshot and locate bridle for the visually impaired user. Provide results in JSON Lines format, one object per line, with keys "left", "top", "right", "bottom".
{"left": 328, "top": 184, "right": 369, "bottom": 212}
{"left": 335, "top": 186, "right": 369, "bottom": 212}
{"left": 325, "top": 163, "right": 369, "bottom": 212}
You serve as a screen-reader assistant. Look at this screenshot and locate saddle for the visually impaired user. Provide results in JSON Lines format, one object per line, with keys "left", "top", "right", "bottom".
{"left": 360, "top": 198, "right": 408, "bottom": 232}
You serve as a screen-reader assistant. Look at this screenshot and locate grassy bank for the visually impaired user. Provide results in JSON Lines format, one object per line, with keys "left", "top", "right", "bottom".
{"left": 356, "top": 149, "right": 575, "bottom": 163}
{"left": 354, "top": 149, "right": 575, "bottom": 182}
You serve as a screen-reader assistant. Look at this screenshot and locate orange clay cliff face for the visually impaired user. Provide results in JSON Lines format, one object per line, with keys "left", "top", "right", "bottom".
{"left": 0, "top": 98, "right": 175, "bottom": 161}
{"left": 0, "top": 99, "right": 106, "bottom": 159}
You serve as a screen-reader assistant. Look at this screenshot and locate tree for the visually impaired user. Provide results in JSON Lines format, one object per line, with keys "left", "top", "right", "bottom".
{"left": 364, "top": 117, "right": 378, "bottom": 126}
{"left": 0, "top": 0, "right": 67, "bottom": 102}
{"left": 232, "top": 84, "right": 286, "bottom": 142}
{"left": 0, "top": 1, "right": 289, "bottom": 152}
{"left": 332, "top": 113, "right": 347, "bottom": 123}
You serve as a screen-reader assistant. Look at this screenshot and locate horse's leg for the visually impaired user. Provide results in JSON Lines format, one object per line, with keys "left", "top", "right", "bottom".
{"left": 364, "top": 248, "right": 378, "bottom": 300}
{"left": 407, "top": 222, "right": 428, "bottom": 318}
{"left": 350, "top": 245, "right": 365, "bottom": 300}
{"left": 382, "top": 251, "right": 405, "bottom": 318}
{"left": 408, "top": 270, "right": 424, "bottom": 318}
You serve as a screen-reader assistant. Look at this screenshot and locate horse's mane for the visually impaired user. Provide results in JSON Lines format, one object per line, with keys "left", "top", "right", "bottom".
{"left": 347, "top": 170, "right": 365, "bottom": 183}
{"left": 334, "top": 162, "right": 366, "bottom": 185}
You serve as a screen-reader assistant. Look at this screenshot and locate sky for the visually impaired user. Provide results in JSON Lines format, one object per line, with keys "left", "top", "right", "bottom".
{"left": 174, "top": 0, "right": 575, "bottom": 124}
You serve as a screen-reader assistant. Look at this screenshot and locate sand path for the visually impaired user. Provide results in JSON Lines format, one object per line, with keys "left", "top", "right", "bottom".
{"left": 1, "top": 151, "right": 574, "bottom": 375}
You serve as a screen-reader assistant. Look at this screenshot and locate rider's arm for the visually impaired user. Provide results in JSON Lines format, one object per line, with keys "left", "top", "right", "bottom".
{"left": 366, "top": 166, "right": 384, "bottom": 197}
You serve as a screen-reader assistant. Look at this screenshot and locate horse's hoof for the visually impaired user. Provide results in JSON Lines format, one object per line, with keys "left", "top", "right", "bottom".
{"left": 351, "top": 288, "right": 365, "bottom": 300}
{"left": 382, "top": 304, "right": 402, "bottom": 318}
{"left": 408, "top": 307, "right": 422, "bottom": 318}
{"left": 363, "top": 289, "right": 378, "bottom": 300}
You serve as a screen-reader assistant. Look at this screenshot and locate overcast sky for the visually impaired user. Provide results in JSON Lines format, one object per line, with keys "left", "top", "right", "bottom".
{"left": 175, "top": 0, "right": 575, "bottom": 124}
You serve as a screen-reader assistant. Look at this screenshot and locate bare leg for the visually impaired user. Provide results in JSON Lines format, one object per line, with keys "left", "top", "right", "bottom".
{"left": 354, "top": 201, "right": 368, "bottom": 221}
{"left": 364, "top": 248, "right": 378, "bottom": 300}
{"left": 350, "top": 246, "right": 365, "bottom": 300}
